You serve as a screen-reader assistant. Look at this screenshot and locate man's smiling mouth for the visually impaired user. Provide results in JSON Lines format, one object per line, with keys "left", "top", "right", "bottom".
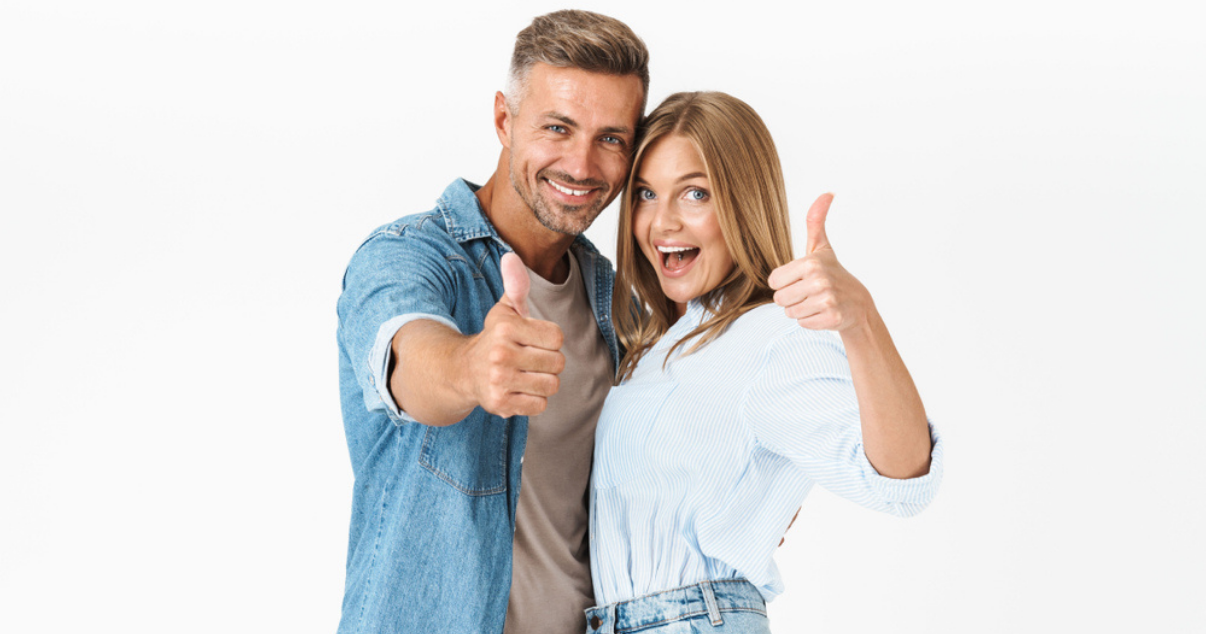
{"left": 547, "top": 179, "right": 594, "bottom": 197}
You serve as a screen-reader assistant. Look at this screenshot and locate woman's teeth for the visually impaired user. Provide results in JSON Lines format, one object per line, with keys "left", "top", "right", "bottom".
{"left": 657, "top": 245, "right": 699, "bottom": 268}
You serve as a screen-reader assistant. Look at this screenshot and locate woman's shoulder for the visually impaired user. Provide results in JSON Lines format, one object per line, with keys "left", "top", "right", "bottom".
{"left": 731, "top": 302, "right": 838, "bottom": 343}
{"left": 729, "top": 303, "right": 848, "bottom": 367}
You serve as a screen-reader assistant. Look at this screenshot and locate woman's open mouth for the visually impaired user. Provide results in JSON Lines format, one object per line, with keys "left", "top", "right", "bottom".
{"left": 657, "top": 245, "right": 700, "bottom": 275}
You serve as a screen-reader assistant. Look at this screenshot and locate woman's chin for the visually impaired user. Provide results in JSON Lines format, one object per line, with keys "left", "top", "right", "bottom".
{"left": 658, "top": 284, "right": 698, "bottom": 308}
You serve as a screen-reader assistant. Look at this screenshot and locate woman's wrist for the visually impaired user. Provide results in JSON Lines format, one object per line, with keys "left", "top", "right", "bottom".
{"left": 837, "top": 299, "right": 882, "bottom": 347}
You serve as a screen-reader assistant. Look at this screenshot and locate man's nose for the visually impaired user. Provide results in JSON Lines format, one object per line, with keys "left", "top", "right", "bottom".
{"left": 560, "top": 138, "right": 597, "bottom": 182}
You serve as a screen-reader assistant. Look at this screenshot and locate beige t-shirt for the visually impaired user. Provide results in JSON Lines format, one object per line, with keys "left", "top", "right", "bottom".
{"left": 503, "top": 253, "right": 613, "bottom": 634}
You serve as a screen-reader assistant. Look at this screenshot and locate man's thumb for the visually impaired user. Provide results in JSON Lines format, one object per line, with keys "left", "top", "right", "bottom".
{"left": 501, "top": 252, "right": 531, "bottom": 318}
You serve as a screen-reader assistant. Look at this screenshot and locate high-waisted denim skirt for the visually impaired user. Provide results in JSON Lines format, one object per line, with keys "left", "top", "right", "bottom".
{"left": 584, "top": 579, "right": 770, "bottom": 634}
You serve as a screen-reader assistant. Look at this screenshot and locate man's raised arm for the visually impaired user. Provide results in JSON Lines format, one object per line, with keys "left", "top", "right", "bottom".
{"left": 390, "top": 253, "right": 565, "bottom": 426}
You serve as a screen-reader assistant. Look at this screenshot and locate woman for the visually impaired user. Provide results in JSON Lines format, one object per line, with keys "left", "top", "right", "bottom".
{"left": 586, "top": 92, "right": 944, "bottom": 633}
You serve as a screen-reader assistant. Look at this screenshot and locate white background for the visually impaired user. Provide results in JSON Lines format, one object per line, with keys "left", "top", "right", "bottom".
{"left": 2, "top": 1, "right": 1203, "bottom": 632}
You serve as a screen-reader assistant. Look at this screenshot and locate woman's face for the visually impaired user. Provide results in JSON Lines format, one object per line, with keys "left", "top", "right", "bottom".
{"left": 632, "top": 135, "right": 735, "bottom": 318}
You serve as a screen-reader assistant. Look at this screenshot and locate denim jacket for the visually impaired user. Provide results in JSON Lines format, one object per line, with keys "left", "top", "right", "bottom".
{"left": 335, "top": 179, "right": 619, "bottom": 633}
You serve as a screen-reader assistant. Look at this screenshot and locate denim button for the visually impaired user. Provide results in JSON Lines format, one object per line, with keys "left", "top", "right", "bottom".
{"left": 589, "top": 615, "right": 601, "bottom": 629}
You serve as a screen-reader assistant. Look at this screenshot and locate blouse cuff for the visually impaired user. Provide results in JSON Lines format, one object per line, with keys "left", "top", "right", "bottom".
{"left": 856, "top": 419, "right": 944, "bottom": 516}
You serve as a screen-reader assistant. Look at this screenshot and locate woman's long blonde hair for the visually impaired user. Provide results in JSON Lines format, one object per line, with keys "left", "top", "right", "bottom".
{"left": 614, "top": 91, "right": 795, "bottom": 382}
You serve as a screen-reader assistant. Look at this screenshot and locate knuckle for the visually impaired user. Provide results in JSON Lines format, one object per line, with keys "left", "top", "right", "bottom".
{"left": 553, "top": 353, "right": 566, "bottom": 374}
{"left": 487, "top": 346, "right": 509, "bottom": 366}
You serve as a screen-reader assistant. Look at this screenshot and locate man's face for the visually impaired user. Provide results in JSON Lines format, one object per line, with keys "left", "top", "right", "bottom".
{"left": 499, "top": 63, "right": 644, "bottom": 236}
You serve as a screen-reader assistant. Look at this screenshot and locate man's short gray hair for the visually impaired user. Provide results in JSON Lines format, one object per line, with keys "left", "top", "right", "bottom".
{"left": 506, "top": 10, "right": 650, "bottom": 112}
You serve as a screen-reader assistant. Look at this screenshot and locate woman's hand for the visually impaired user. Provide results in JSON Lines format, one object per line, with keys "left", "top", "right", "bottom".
{"left": 767, "top": 193, "right": 932, "bottom": 480}
{"left": 768, "top": 194, "right": 874, "bottom": 331}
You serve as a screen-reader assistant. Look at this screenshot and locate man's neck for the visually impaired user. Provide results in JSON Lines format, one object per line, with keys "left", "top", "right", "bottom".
{"left": 475, "top": 171, "right": 575, "bottom": 284}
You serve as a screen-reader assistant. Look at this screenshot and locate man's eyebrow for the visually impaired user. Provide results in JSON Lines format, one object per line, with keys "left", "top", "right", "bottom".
{"left": 542, "top": 112, "right": 632, "bottom": 136}
{"left": 600, "top": 124, "right": 633, "bottom": 136}
{"left": 543, "top": 113, "right": 579, "bottom": 128}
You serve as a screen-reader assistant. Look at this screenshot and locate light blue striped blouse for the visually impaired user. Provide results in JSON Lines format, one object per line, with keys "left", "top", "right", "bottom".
{"left": 590, "top": 299, "right": 944, "bottom": 604}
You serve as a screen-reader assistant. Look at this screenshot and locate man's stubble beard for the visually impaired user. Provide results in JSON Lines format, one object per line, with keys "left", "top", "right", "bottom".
{"left": 509, "top": 155, "right": 610, "bottom": 237}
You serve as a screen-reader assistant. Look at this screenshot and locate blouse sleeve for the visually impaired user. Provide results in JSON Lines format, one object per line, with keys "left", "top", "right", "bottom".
{"left": 740, "top": 327, "right": 943, "bottom": 517}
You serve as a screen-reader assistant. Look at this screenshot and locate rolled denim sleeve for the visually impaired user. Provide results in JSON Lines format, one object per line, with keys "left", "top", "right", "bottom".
{"left": 742, "top": 329, "right": 943, "bottom": 517}
{"left": 338, "top": 227, "right": 460, "bottom": 425}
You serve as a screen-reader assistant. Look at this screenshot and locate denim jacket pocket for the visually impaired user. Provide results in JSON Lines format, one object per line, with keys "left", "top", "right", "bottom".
{"left": 418, "top": 413, "right": 509, "bottom": 496}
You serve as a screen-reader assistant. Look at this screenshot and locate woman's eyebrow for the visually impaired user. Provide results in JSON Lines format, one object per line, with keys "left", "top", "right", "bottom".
{"left": 633, "top": 172, "right": 707, "bottom": 186}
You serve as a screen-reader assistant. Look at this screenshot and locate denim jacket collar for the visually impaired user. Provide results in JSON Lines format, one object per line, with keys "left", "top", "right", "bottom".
{"left": 437, "top": 178, "right": 605, "bottom": 259}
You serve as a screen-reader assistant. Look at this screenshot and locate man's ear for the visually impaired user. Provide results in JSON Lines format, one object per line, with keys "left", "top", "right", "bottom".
{"left": 493, "top": 91, "right": 512, "bottom": 149}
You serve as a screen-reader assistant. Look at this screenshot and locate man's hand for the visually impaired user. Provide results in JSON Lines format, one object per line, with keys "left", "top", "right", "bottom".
{"left": 768, "top": 194, "right": 873, "bottom": 332}
{"left": 463, "top": 253, "right": 566, "bottom": 417}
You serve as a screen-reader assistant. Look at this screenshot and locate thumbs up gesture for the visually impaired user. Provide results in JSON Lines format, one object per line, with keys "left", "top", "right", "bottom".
{"left": 768, "top": 194, "right": 873, "bottom": 332}
{"left": 464, "top": 252, "right": 566, "bottom": 418}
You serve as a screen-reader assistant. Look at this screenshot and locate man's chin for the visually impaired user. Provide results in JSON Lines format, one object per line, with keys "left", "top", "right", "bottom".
{"left": 536, "top": 216, "right": 591, "bottom": 236}
{"left": 533, "top": 201, "right": 602, "bottom": 236}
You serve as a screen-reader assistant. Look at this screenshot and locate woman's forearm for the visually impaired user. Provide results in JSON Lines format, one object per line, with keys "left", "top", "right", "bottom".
{"left": 840, "top": 305, "right": 932, "bottom": 479}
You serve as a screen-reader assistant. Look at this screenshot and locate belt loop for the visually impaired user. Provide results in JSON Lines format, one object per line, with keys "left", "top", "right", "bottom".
{"left": 608, "top": 602, "right": 619, "bottom": 634}
{"left": 700, "top": 581, "right": 723, "bottom": 626}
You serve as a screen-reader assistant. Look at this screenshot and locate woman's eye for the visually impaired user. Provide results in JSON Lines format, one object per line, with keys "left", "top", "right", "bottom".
{"left": 635, "top": 188, "right": 655, "bottom": 201}
{"left": 686, "top": 188, "right": 709, "bottom": 201}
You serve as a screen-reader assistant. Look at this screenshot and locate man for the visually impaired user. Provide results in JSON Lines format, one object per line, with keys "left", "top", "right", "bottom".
{"left": 335, "top": 10, "right": 648, "bottom": 634}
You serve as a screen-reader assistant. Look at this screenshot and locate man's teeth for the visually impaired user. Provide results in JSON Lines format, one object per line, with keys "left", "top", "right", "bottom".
{"left": 549, "top": 181, "right": 591, "bottom": 196}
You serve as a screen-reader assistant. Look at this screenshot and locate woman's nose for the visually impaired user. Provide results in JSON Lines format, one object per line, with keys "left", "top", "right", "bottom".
{"left": 650, "top": 201, "right": 682, "bottom": 233}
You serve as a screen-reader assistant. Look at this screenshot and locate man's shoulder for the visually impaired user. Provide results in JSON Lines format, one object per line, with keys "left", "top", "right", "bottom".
{"left": 349, "top": 179, "right": 492, "bottom": 256}
{"left": 359, "top": 208, "right": 452, "bottom": 246}
{"left": 340, "top": 210, "right": 452, "bottom": 277}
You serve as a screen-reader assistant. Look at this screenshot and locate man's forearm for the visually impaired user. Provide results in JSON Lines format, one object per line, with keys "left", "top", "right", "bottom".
{"left": 389, "top": 320, "right": 477, "bottom": 426}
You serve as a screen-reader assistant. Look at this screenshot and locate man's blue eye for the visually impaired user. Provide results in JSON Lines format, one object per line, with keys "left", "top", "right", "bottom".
{"left": 602, "top": 136, "right": 622, "bottom": 145}
{"left": 548, "top": 125, "right": 567, "bottom": 134}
